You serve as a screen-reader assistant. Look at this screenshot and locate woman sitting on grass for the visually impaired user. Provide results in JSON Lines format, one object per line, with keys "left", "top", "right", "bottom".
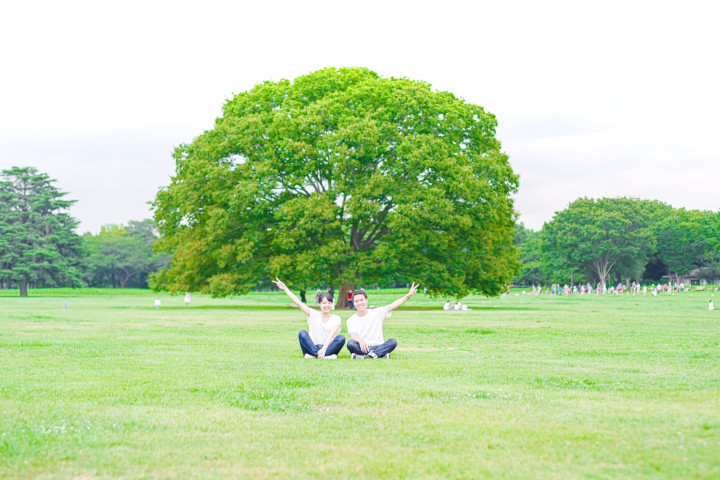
{"left": 273, "top": 278, "right": 345, "bottom": 359}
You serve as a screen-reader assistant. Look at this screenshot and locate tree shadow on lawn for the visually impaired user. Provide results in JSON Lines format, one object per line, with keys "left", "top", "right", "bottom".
{"left": 155, "top": 305, "right": 541, "bottom": 312}
{"left": 143, "top": 305, "right": 296, "bottom": 311}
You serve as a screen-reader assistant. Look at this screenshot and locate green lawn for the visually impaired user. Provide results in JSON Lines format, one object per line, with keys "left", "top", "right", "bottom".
{"left": 1, "top": 289, "right": 719, "bottom": 479}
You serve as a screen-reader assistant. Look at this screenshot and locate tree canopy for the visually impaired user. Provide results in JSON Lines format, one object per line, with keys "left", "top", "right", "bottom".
{"left": 82, "top": 220, "right": 171, "bottom": 288}
{"left": 152, "top": 67, "right": 519, "bottom": 302}
{"left": 511, "top": 223, "right": 545, "bottom": 286}
{"left": 516, "top": 198, "right": 720, "bottom": 287}
{"left": 0, "top": 167, "right": 82, "bottom": 296}
{"left": 541, "top": 198, "right": 663, "bottom": 286}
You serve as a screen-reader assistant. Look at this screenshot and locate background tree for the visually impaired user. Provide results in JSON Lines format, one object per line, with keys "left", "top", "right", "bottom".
{"left": 693, "top": 211, "right": 720, "bottom": 281}
{"left": 612, "top": 199, "right": 672, "bottom": 285}
{"left": 152, "top": 67, "right": 519, "bottom": 304}
{"left": 541, "top": 198, "right": 660, "bottom": 287}
{"left": 0, "top": 167, "right": 81, "bottom": 296}
{"left": 651, "top": 208, "right": 712, "bottom": 284}
{"left": 511, "top": 223, "right": 547, "bottom": 286}
{"left": 82, "top": 220, "right": 170, "bottom": 288}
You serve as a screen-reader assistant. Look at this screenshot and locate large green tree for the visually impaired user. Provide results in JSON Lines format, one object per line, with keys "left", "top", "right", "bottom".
{"left": 0, "top": 167, "right": 81, "bottom": 296}
{"left": 152, "top": 67, "right": 519, "bottom": 304}
{"left": 541, "top": 198, "right": 662, "bottom": 286}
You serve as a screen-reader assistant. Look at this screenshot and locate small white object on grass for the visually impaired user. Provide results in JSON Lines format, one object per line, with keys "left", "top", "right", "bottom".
{"left": 154, "top": 300, "right": 161, "bottom": 310}
{"left": 710, "top": 300, "right": 714, "bottom": 311}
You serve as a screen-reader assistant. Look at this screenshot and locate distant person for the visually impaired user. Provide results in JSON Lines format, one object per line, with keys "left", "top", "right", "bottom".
{"left": 184, "top": 292, "right": 191, "bottom": 306}
{"left": 273, "top": 278, "right": 345, "bottom": 359}
{"left": 347, "top": 290, "right": 354, "bottom": 309}
{"left": 346, "top": 283, "right": 418, "bottom": 359}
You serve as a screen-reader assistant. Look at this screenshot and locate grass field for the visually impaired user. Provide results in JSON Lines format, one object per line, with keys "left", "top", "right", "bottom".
{"left": 1, "top": 288, "right": 719, "bottom": 479}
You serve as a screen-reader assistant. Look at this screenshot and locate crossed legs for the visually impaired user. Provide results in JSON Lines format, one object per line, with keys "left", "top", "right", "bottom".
{"left": 346, "top": 338, "right": 397, "bottom": 358}
{"left": 298, "top": 330, "right": 346, "bottom": 357}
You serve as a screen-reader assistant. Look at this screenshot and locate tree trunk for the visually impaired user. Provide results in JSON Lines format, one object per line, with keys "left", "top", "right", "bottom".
{"left": 119, "top": 269, "right": 135, "bottom": 288}
{"left": 336, "top": 284, "right": 352, "bottom": 309}
{"left": 19, "top": 279, "right": 28, "bottom": 297}
{"left": 592, "top": 255, "right": 617, "bottom": 291}
{"left": 598, "top": 272, "right": 607, "bottom": 289}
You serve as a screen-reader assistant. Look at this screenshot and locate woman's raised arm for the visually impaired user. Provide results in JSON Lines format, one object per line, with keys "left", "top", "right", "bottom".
{"left": 272, "top": 278, "right": 313, "bottom": 316}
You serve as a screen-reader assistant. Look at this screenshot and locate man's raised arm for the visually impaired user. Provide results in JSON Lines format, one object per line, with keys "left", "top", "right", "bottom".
{"left": 387, "top": 282, "right": 419, "bottom": 313}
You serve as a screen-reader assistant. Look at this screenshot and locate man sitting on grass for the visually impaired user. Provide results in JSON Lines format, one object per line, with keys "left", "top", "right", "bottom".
{"left": 346, "top": 283, "right": 418, "bottom": 359}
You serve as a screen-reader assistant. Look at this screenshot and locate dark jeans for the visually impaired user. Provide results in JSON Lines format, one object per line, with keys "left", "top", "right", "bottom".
{"left": 298, "top": 330, "right": 345, "bottom": 357}
{"left": 347, "top": 339, "right": 397, "bottom": 357}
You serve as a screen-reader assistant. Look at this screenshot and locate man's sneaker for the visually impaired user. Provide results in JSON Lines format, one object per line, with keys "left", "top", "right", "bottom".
{"left": 351, "top": 353, "right": 367, "bottom": 359}
{"left": 324, "top": 354, "right": 337, "bottom": 359}
{"left": 384, "top": 354, "right": 390, "bottom": 359}
{"left": 368, "top": 351, "right": 378, "bottom": 359}
{"left": 304, "top": 353, "right": 314, "bottom": 359}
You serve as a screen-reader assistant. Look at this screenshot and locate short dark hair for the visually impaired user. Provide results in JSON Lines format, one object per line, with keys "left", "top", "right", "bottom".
{"left": 352, "top": 290, "right": 368, "bottom": 300}
{"left": 318, "top": 292, "right": 334, "bottom": 303}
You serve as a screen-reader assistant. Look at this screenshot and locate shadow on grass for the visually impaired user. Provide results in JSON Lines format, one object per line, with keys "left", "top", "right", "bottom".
{"left": 150, "top": 305, "right": 541, "bottom": 312}
{"left": 123, "top": 305, "right": 296, "bottom": 311}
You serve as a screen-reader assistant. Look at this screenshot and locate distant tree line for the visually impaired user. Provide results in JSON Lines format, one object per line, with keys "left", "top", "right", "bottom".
{"left": 0, "top": 167, "right": 169, "bottom": 296}
{"left": 513, "top": 197, "right": 720, "bottom": 287}
{"left": 4, "top": 168, "right": 717, "bottom": 296}
{"left": 81, "top": 220, "right": 171, "bottom": 288}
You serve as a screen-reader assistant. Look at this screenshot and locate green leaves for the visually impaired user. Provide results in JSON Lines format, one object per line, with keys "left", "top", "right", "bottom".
{"left": 153, "top": 67, "right": 519, "bottom": 298}
{"left": 82, "top": 220, "right": 170, "bottom": 289}
{"left": 541, "top": 198, "right": 669, "bottom": 285}
{"left": 0, "top": 167, "right": 82, "bottom": 295}
{"left": 652, "top": 208, "right": 719, "bottom": 280}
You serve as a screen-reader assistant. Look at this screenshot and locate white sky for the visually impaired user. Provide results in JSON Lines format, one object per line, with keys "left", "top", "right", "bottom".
{"left": 1, "top": 0, "right": 719, "bottom": 233}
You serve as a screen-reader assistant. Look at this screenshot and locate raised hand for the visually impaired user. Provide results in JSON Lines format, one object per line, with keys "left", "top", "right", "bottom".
{"left": 388, "top": 282, "right": 420, "bottom": 313}
{"left": 272, "top": 277, "right": 288, "bottom": 291}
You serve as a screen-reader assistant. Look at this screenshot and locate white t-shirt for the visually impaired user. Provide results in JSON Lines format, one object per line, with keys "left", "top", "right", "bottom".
{"left": 307, "top": 309, "right": 341, "bottom": 345}
{"left": 347, "top": 306, "right": 390, "bottom": 346}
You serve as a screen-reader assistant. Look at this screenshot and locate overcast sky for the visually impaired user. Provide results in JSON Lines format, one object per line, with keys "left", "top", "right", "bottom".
{"left": 1, "top": 0, "right": 718, "bottom": 233}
